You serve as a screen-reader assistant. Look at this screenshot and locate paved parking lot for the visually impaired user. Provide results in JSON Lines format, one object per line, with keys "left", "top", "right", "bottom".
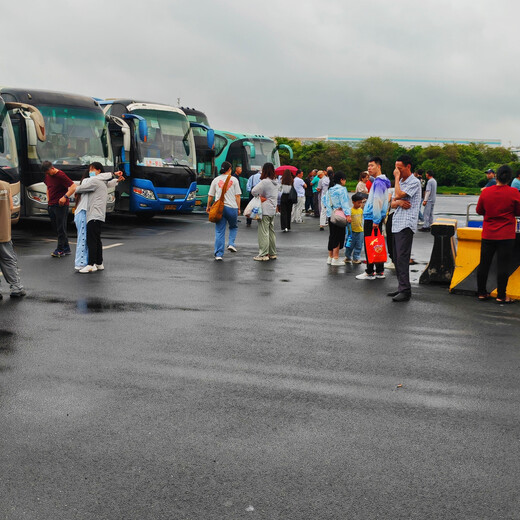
{"left": 1, "top": 196, "right": 519, "bottom": 519}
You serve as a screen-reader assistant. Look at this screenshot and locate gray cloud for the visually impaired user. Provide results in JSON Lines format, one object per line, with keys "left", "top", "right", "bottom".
{"left": 2, "top": 0, "right": 520, "bottom": 145}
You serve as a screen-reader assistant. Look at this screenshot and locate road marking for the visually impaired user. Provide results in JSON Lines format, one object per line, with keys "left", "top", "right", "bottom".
{"left": 103, "top": 243, "right": 123, "bottom": 250}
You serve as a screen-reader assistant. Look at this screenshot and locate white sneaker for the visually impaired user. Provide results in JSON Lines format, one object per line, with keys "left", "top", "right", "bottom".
{"left": 356, "top": 272, "right": 375, "bottom": 280}
{"left": 95, "top": 264, "right": 104, "bottom": 270}
{"left": 384, "top": 262, "right": 395, "bottom": 269}
{"left": 327, "top": 257, "right": 332, "bottom": 264}
{"left": 75, "top": 266, "right": 85, "bottom": 271}
{"left": 215, "top": 256, "right": 223, "bottom": 261}
{"left": 331, "top": 258, "right": 344, "bottom": 266}
{"left": 227, "top": 245, "right": 237, "bottom": 252}
{"left": 375, "top": 273, "right": 386, "bottom": 279}
{"left": 79, "top": 265, "right": 97, "bottom": 274}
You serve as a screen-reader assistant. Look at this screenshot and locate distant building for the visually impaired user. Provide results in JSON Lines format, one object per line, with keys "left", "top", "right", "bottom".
{"left": 288, "top": 135, "right": 502, "bottom": 148}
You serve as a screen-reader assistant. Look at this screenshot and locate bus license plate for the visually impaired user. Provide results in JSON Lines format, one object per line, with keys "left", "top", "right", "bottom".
{"left": 165, "top": 205, "right": 177, "bottom": 210}
{"left": 195, "top": 200, "right": 202, "bottom": 205}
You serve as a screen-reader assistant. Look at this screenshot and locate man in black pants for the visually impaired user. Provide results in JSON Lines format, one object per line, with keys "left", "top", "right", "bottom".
{"left": 387, "top": 155, "right": 422, "bottom": 302}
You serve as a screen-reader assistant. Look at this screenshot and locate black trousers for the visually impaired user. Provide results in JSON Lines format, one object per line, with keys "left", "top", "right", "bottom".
{"left": 87, "top": 220, "right": 103, "bottom": 266}
{"left": 385, "top": 213, "right": 395, "bottom": 263}
{"left": 280, "top": 194, "right": 293, "bottom": 230}
{"left": 477, "top": 238, "right": 515, "bottom": 300}
{"left": 313, "top": 192, "right": 320, "bottom": 217}
{"left": 328, "top": 219, "right": 346, "bottom": 251}
{"left": 363, "top": 219, "right": 384, "bottom": 275}
{"left": 48, "top": 205, "right": 69, "bottom": 251}
{"left": 393, "top": 227, "right": 414, "bottom": 294}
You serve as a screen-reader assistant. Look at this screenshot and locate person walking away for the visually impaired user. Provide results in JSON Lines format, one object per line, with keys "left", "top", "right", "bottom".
{"left": 318, "top": 170, "right": 330, "bottom": 230}
{"left": 476, "top": 164, "right": 520, "bottom": 303}
{"left": 304, "top": 170, "right": 316, "bottom": 214}
{"left": 481, "top": 169, "right": 496, "bottom": 191}
{"left": 356, "top": 157, "right": 391, "bottom": 280}
{"left": 206, "top": 161, "right": 242, "bottom": 260}
{"left": 355, "top": 171, "right": 369, "bottom": 194}
{"left": 420, "top": 170, "right": 437, "bottom": 231}
{"left": 291, "top": 169, "right": 306, "bottom": 223}
{"left": 345, "top": 193, "right": 364, "bottom": 264}
{"left": 251, "top": 162, "right": 278, "bottom": 261}
{"left": 279, "top": 169, "right": 294, "bottom": 232}
{"left": 0, "top": 181, "right": 25, "bottom": 298}
{"left": 245, "top": 167, "right": 261, "bottom": 227}
{"left": 42, "top": 161, "right": 74, "bottom": 257}
{"left": 322, "top": 171, "right": 351, "bottom": 265}
{"left": 61, "top": 163, "right": 124, "bottom": 273}
{"left": 311, "top": 170, "right": 322, "bottom": 218}
{"left": 387, "top": 155, "right": 421, "bottom": 302}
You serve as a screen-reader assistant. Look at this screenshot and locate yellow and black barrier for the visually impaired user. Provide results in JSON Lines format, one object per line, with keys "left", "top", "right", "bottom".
{"left": 449, "top": 227, "right": 520, "bottom": 299}
{"left": 419, "top": 219, "right": 458, "bottom": 285}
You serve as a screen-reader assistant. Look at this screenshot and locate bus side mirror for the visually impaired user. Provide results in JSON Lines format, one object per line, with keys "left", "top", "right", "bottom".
{"left": 5, "top": 102, "right": 46, "bottom": 141}
{"left": 138, "top": 119, "right": 148, "bottom": 142}
{"left": 207, "top": 129, "right": 215, "bottom": 149}
{"left": 243, "top": 140, "right": 256, "bottom": 159}
{"left": 101, "top": 128, "right": 109, "bottom": 158}
{"left": 275, "top": 144, "right": 293, "bottom": 160}
{"left": 0, "top": 127, "right": 4, "bottom": 154}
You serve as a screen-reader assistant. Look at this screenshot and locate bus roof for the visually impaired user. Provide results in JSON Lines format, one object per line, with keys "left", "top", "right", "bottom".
{"left": 181, "top": 107, "right": 207, "bottom": 119}
{"left": 0, "top": 87, "right": 102, "bottom": 110}
{"left": 102, "top": 99, "right": 187, "bottom": 117}
{"left": 215, "top": 130, "right": 274, "bottom": 142}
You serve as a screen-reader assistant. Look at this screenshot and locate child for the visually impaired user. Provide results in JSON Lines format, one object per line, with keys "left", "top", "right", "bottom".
{"left": 345, "top": 193, "right": 364, "bottom": 264}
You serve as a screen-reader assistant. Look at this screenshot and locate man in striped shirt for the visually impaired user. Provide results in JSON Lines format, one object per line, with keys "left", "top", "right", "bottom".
{"left": 388, "top": 155, "right": 421, "bottom": 302}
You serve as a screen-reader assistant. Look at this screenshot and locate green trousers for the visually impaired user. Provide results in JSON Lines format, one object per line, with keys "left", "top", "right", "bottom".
{"left": 258, "top": 215, "right": 277, "bottom": 256}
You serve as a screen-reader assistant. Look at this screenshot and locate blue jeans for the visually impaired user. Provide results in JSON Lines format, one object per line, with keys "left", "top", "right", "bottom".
{"left": 74, "top": 209, "right": 88, "bottom": 268}
{"left": 214, "top": 206, "right": 238, "bottom": 257}
{"left": 345, "top": 231, "right": 364, "bottom": 260}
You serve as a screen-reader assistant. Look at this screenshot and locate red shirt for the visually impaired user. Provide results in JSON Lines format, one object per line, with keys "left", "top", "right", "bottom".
{"left": 476, "top": 184, "right": 520, "bottom": 240}
{"left": 44, "top": 170, "right": 74, "bottom": 206}
{"left": 366, "top": 180, "right": 373, "bottom": 191}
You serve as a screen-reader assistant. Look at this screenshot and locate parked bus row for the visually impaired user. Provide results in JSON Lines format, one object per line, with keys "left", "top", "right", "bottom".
{"left": 0, "top": 87, "right": 293, "bottom": 223}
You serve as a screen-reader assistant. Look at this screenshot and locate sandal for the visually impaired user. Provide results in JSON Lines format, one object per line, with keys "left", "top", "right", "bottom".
{"left": 478, "top": 293, "right": 491, "bottom": 301}
{"left": 496, "top": 298, "right": 515, "bottom": 304}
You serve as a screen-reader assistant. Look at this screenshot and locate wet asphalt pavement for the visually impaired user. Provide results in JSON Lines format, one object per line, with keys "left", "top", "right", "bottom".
{"left": 1, "top": 196, "right": 519, "bottom": 520}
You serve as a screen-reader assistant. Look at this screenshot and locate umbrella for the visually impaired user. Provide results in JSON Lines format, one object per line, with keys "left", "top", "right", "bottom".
{"left": 275, "top": 165, "right": 298, "bottom": 175}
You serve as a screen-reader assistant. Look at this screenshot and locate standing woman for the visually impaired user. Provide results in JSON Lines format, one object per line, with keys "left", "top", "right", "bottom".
{"left": 251, "top": 162, "right": 278, "bottom": 261}
{"left": 476, "top": 164, "right": 520, "bottom": 303}
{"left": 322, "top": 171, "right": 352, "bottom": 265}
{"left": 279, "top": 169, "right": 294, "bottom": 232}
{"left": 206, "top": 161, "right": 242, "bottom": 261}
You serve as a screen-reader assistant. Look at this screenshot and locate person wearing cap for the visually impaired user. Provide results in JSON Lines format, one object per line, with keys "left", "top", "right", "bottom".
{"left": 481, "top": 169, "right": 496, "bottom": 191}
{"left": 0, "top": 180, "right": 25, "bottom": 298}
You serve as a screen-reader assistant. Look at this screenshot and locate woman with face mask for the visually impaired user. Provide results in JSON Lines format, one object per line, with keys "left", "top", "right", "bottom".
{"left": 60, "top": 163, "right": 123, "bottom": 272}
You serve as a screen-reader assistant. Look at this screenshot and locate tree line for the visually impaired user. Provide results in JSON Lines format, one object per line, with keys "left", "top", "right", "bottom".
{"left": 275, "top": 136, "right": 520, "bottom": 188}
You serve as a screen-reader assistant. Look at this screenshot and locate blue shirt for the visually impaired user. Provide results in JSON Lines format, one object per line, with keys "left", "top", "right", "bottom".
{"left": 322, "top": 184, "right": 351, "bottom": 218}
{"left": 392, "top": 174, "right": 422, "bottom": 233}
{"left": 512, "top": 178, "right": 520, "bottom": 191}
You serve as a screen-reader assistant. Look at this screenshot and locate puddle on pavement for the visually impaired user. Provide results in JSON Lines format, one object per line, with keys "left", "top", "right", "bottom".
{"left": 27, "top": 295, "right": 201, "bottom": 314}
{"left": 0, "top": 330, "right": 15, "bottom": 353}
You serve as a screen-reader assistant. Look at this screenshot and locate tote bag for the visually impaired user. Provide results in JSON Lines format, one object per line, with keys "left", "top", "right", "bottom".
{"left": 208, "top": 174, "right": 232, "bottom": 223}
{"left": 364, "top": 227, "right": 387, "bottom": 264}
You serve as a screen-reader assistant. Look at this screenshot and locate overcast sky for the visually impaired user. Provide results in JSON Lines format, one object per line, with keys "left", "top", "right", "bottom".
{"left": 3, "top": 0, "right": 520, "bottom": 146}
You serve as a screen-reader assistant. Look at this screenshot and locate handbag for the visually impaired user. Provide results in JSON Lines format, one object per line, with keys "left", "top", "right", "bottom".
{"left": 208, "top": 174, "right": 232, "bottom": 223}
{"left": 289, "top": 185, "right": 298, "bottom": 203}
{"left": 364, "top": 227, "right": 387, "bottom": 264}
{"left": 244, "top": 196, "right": 262, "bottom": 219}
{"left": 328, "top": 192, "right": 347, "bottom": 227}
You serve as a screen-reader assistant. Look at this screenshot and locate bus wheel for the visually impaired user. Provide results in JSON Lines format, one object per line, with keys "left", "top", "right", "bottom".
{"left": 135, "top": 212, "right": 156, "bottom": 222}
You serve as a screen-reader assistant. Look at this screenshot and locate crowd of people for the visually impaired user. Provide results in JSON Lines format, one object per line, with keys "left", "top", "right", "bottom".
{"left": 1, "top": 157, "right": 520, "bottom": 304}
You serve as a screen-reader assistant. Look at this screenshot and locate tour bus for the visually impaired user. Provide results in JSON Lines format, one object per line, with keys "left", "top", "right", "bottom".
{"left": 101, "top": 100, "right": 203, "bottom": 219}
{"left": 0, "top": 88, "right": 115, "bottom": 218}
{"left": 192, "top": 129, "right": 293, "bottom": 208}
{"left": 181, "top": 107, "right": 215, "bottom": 176}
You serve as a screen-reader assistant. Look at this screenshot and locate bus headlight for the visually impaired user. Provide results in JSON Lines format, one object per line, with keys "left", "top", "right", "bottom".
{"left": 12, "top": 193, "right": 20, "bottom": 207}
{"left": 133, "top": 187, "right": 156, "bottom": 200}
{"left": 27, "top": 190, "right": 48, "bottom": 204}
{"left": 187, "top": 191, "right": 197, "bottom": 201}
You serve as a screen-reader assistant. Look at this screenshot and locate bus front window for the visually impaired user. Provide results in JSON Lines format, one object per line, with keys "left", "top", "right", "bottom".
{"left": 133, "top": 109, "right": 195, "bottom": 169}
{"left": 36, "top": 106, "right": 113, "bottom": 167}
{"left": 0, "top": 106, "right": 19, "bottom": 172}
{"left": 247, "top": 139, "right": 279, "bottom": 170}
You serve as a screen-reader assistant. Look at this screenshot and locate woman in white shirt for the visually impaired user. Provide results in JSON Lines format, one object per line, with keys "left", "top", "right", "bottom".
{"left": 207, "top": 161, "right": 242, "bottom": 261}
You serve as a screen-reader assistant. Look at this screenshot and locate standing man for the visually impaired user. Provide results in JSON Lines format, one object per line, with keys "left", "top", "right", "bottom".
{"left": 43, "top": 161, "right": 74, "bottom": 257}
{"left": 481, "top": 169, "right": 496, "bottom": 191}
{"left": 0, "top": 180, "right": 25, "bottom": 298}
{"left": 304, "top": 170, "right": 316, "bottom": 214}
{"left": 232, "top": 165, "right": 242, "bottom": 180}
{"left": 420, "top": 170, "right": 437, "bottom": 231}
{"left": 356, "top": 157, "right": 391, "bottom": 280}
{"left": 311, "top": 170, "right": 322, "bottom": 219}
{"left": 387, "top": 155, "right": 422, "bottom": 302}
{"left": 291, "top": 169, "right": 307, "bottom": 224}
{"left": 245, "top": 167, "right": 261, "bottom": 227}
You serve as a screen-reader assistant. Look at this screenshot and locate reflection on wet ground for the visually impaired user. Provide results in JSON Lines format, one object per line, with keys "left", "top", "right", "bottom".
{"left": 26, "top": 295, "right": 202, "bottom": 314}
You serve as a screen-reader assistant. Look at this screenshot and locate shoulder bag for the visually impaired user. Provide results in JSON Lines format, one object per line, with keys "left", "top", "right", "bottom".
{"left": 208, "top": 174, "right": 232, "bottom": 223}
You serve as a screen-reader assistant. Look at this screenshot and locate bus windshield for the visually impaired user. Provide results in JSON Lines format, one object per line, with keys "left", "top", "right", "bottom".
{"left": 186, "top": 113, "right": 210, "bottom": 139}
{"left": 133, "top": 109, "right": 195, "bottom": 169}
{"left": 247, "top": 139, "right": 279, "bottom": 170}
{"left": 0, "top": 104, "right": 18, "bottom": 170}
{"left": 36, "top": 106, "right": 112, "bottom": 167}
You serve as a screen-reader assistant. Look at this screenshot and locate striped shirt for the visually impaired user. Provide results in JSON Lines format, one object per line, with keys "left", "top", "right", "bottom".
{"left": 392, "top": 174, "right": 422, "bottom": 233}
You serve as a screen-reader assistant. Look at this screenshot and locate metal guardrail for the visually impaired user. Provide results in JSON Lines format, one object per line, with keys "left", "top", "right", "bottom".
{"left": 466, "top": 202, "right": 520, "bottom": 231}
